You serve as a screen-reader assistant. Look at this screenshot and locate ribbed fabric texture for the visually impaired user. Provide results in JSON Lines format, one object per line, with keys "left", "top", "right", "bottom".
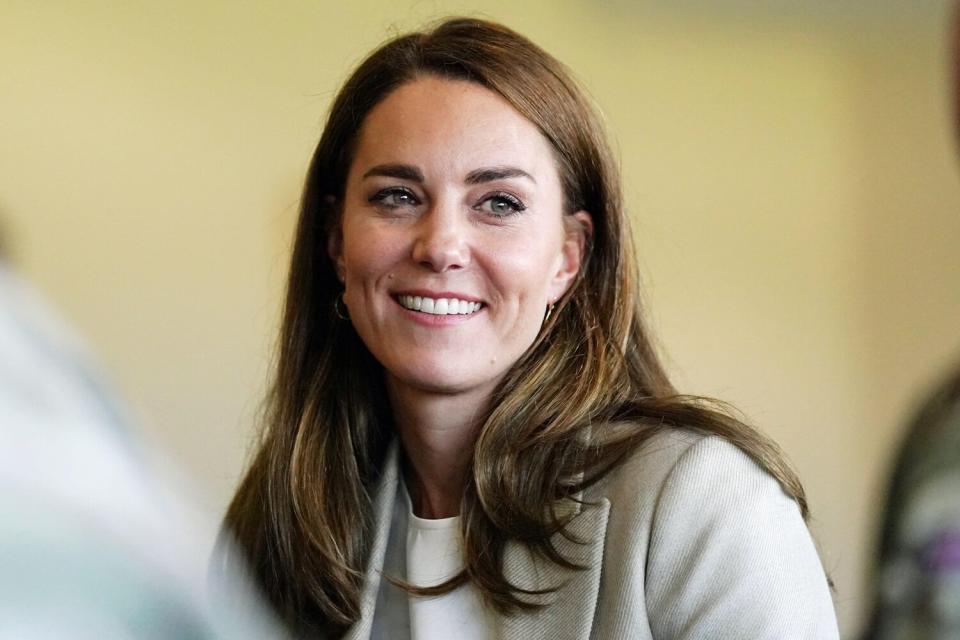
{"left": 593, "top": 432, "right": 838, "bottom": 639}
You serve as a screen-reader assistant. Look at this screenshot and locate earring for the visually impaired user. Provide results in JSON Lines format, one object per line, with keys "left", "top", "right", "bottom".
{"left": 544, "top": 301, "right": 556, "bottom": 324}
{"left": 334, "top": 292, "right": 350, "bottom": 320}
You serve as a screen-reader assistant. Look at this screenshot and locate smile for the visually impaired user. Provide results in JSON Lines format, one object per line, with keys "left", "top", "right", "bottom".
{"left": 395, "top": 295, "right": 484, "bottom": 316}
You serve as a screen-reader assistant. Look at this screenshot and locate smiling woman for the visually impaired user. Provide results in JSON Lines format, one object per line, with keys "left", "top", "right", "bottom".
{"left": 222, "top": 17, "right": 838, "bottom": 639}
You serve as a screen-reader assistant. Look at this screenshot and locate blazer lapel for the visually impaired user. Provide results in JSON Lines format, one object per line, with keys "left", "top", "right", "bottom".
{"left": 344, "top": 443, "right": 611, "bottom": 640}
{"left": 499, "top": 497, "right": 611, "bottom": 640}
{"left": 344, "top": 441, "right": 400, "bottom": 640}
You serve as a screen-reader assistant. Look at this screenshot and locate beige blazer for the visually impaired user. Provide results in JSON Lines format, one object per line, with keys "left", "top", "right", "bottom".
{"left": 344, "top": 429, "right": 838, "bottom": 640}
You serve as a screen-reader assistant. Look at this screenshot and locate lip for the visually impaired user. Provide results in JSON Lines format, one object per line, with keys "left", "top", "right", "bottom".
{"left": 391, "top": 293, "right": 485, "bottom": 326}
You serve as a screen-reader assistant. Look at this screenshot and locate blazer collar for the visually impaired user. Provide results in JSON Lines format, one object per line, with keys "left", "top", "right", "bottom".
{"left": 344, "top": 440, "right": 400, "bottom": 640}
{"left": 499, "top": 496, "right": 610, "bottom": 640}
{"left": 346, "top": 441, "right": 610, "bottom": 640}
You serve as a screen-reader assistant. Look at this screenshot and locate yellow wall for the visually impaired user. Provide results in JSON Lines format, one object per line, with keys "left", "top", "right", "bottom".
{"left": 3, "top": 1, "right": 959, "bottom": 635}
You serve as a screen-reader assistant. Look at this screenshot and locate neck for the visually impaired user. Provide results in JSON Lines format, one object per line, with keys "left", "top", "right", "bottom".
{"left": 387, "top": 378, "right": 492, "bottom": 519}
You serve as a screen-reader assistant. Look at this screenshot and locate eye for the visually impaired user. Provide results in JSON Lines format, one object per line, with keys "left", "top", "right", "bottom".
{"left": 476, "top": 192, "right": 526, "bottom": 217}
{"left": 370, "top": 187, "right": 420, "bottom": 209}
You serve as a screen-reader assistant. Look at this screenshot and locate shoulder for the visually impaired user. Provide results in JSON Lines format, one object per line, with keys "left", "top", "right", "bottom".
{"left": 593, "top": 425, "right": 812, "bottom": 562}
{"left": 590, "top": 426, "right": 839, "bottom": 638}
{"left": 591, "top": 427, "right": 794, "bottom": 549}
{"left": 593, "top": 427, "right": 774, "bottom": 514}
{"left": 618, "top": 427, "right": 809, "bottom": 559}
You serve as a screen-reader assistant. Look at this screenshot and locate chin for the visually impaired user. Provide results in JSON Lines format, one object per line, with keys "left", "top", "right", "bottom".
{"left": 387, "top": 364, "right": 501, "bottom": 397}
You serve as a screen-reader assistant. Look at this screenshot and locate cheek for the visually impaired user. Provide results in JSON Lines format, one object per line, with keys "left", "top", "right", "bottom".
{"left": 340, "top": 223, "right": 402, "bottom": 286}
{"left": 486, "top": 234, "right": 563, "bottom": 298}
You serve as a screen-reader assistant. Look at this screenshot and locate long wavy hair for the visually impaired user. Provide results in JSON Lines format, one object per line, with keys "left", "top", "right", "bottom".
{"left": 224, "top": 17, "right": 808, "bottom": 637}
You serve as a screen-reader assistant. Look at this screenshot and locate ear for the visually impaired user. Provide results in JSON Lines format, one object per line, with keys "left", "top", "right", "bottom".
{"left": 548, "top": 210, "right": 593, "bottom": 302}
{"left": 327, "top": 224, "right": 346, "bottom": 283}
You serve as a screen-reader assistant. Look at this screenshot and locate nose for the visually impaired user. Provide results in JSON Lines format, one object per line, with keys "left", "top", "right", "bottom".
{"left": 410, "top": 201, "right": 470, "bottom": 272}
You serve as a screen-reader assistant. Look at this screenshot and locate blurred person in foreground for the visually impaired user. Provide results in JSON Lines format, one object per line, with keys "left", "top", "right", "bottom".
{"left": 0, "top": 260, "right": 279, "bottom": 637}
{"left": 862, "top": 5, "right": 960, "bottom": 639}
{"left": 223, "top": 18, "right": 837, "bottom": 639}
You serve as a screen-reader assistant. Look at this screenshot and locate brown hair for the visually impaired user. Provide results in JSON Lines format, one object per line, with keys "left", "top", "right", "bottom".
{"left": 224, "top": 16, "right": 808, "bottom": 636}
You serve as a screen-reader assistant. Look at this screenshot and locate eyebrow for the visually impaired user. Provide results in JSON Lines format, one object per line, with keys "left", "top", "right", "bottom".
{"left": 361, "top": 164, "right": 536, "bottom": 185}
{"left": 464, "top": 166, "right": 536, "bottom": 185}
{"left": 362, "top": 164, "right": 424, "bottom": 182}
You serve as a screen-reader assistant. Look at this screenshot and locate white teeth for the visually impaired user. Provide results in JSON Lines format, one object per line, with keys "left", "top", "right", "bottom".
{"left": 397, "top": 295, "right": 482, "bottom": 316}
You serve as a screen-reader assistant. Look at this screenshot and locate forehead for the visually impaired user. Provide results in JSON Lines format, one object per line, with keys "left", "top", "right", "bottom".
{"left": 350, "top": 76, "right": 560, "bottom": 181}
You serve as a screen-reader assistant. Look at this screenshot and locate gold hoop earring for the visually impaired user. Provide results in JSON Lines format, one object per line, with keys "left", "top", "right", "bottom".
{"left": 334, "top": 292, "right": 350, "bottom": 320}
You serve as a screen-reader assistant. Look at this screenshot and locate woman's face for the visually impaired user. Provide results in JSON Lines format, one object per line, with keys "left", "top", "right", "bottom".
{"left": 331, "top": 76, "right": 590, "bottom": 401}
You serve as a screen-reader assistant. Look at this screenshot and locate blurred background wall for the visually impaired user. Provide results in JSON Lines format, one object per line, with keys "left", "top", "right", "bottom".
{"left": 2, "top": 1, "right": 958, "bottom": 636}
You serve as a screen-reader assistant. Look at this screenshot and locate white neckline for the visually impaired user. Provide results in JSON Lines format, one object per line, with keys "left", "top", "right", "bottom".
{"left": 402, "top": 480, "right": 461, "bottom": 530}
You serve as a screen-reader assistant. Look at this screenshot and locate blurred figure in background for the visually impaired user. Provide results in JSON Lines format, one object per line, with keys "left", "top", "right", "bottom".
{"left": 862, "top": 5, "right": 960, "bottom": 638}
{"left": 0, "top": 249, "right": 279, "bottom": 637}
{"left": 865, "top": 364, "right": 960, "bottom": 638}
{"left": 867, "top": 367, "right": 960, "bottom": 640}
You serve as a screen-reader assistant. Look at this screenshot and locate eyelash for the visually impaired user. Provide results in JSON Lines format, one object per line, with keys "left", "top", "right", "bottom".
{"left": 369, "top": 187, "right": 527, "bottom": 217}
{"left": 369, "top": 187, "right": 419, "bottom": 209}
{"left": 477, "top": 192, "right": 526, "bottom": 217}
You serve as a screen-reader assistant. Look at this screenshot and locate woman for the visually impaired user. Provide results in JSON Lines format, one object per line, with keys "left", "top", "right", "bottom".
{"left": 225, "top": 17, "right": 838, "bottom": 639}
